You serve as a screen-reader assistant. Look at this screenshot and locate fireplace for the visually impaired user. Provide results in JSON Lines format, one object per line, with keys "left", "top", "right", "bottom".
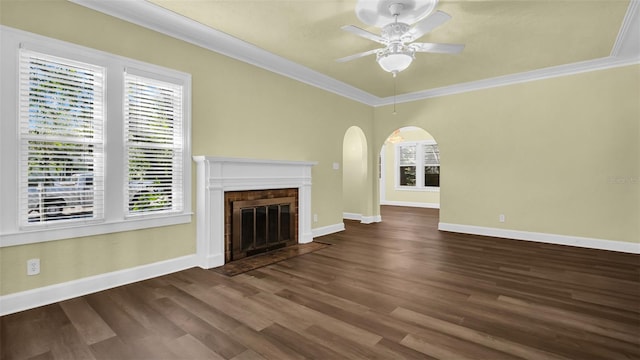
{"left": 225, "top": 189, "right": 298, "bottom": 262}
{"left": 193, "top": 156, "right": 316, "bottom": 268}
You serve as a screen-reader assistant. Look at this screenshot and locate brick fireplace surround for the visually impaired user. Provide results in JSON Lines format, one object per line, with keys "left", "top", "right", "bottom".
{"left": 193, "top": 156, "right": 317, "bottom": 268}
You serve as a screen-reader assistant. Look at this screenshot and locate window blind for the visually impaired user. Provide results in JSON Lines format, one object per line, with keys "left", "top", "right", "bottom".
{"left": 399, "top": 144, "right": 417, "bottom": 166}
{"left": 124, "top": 73, "right": 183, "bottom": 215}
{"left": 423, "top": 143, "right": 440, "bottom": 165}
{"left": 18, "top": 49, "right": 105, "bottom": 225}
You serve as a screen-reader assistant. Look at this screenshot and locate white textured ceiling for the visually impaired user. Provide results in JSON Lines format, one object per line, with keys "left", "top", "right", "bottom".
{"left": 72, "top": 0, "right": 640, "bottom": 105}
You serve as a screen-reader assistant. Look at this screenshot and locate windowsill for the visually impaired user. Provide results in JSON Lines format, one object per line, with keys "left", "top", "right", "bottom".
{"left": 394, "top": 186, "right": 440, "bottom": 193}
{"left": 0, "top": 212, "right": 193, "bottom": 247}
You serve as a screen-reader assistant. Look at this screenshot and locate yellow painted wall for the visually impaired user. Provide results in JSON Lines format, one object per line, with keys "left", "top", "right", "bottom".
{"left": 374, "top": 65, "right": 640, "bottom": 243}
{"left": 0, "top": 0, "right": 372, "bottom": 295}
{"left": 382, "top": 127, "right": 440, "bottom": 205}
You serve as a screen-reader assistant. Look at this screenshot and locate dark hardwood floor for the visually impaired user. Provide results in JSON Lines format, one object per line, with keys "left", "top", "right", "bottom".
{"left": 2, "top": 206, "right": 639, "bottom": 359}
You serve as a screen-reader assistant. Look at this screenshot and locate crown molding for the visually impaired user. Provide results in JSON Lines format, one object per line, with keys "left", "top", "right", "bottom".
{"left": 377, "top": 55, "right": 640, "bottom": 106}
{"left": 70, "top": 0, "right": 639, "bottom": 107}
{"left": 68, "top": 0, "right": 381, "bottom": 106}
{"left": 611, "top": 0, "right": 640, "bottom": 58}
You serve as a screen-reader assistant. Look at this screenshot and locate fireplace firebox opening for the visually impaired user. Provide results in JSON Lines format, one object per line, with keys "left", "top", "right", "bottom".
{"left": 224, "top": 189, "right": 298, "bottom": 262}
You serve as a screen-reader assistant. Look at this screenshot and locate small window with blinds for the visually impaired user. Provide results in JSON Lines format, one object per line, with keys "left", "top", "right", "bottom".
{"left": 18, "top": 49, "right": 105, "bottom": 225}
{"left": 423, "top": 143, "right": 440, "bottom": 187}
{"left": 125, "top": 73, "right": 183, "bottom": 215}
{"left": 399, "top": 144, "right": 417, "bottom": 186}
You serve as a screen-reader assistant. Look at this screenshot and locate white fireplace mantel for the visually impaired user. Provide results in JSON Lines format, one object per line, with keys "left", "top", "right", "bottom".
{"left": 193, "top": 156, "right": 317, "bottom": 268}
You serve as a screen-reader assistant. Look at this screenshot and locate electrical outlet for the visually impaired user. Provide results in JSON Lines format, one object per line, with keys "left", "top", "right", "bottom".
{"left": 313, "top": 214, "right": 318, "bottom": 223}
{"left": 499, "top": 214, "right": 506, "bottom": 223}
{"left": 27, "top": 258, "right": 40, "bottom": 276}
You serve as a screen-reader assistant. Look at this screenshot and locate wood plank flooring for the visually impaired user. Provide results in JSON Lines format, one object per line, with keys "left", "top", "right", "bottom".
{"left": 2, "top": 206, "right": 639, "bottom": 359}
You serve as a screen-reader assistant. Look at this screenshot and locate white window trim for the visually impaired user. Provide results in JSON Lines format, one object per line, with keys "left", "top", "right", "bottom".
{"left": 0, "top": 26, "right": 192, "bottom": 247}
{"left": 394, "top": 140, "right": 440, "bottom": 192}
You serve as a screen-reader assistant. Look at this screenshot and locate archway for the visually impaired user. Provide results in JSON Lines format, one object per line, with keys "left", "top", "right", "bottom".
{"left": 379, "top": 126, "right": 440, "bottom": 209}
{"left": 342, "top": 126, "right": 369, "bottom": 221}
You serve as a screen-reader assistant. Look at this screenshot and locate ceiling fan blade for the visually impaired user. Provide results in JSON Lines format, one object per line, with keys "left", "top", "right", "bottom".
{"left": 336, "top": 48, "right": 380, "bottom": 63}
{"left": 407, "top": 11, "right": 452, "bottom": 41}
{"left": 341, "top": 25, "right": 386, "bottom": 44}
{"left": 411, "top": 42, "right": 465, "bottom": 54}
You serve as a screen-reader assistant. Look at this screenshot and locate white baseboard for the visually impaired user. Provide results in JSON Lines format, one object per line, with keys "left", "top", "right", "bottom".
{"left": 438, "top": 223, "right": 640, "bottom": 254}
{"left": 343, "top": 213, "right": 382, "bottom": 224}
{"left": 342, "top": 212, "right": 361, "bottom": 221}
{"left": 0, "top": 254, "right": 198, "bottom": 316}
{"left": 380, "top": 200, "right": 440, "bottom": 209}
{"left": 198, "top": 253, "right": 224, "bottom": 270}
{"left": 361, "top": 215, "right": 382, "bottom": 224}
{"left": 312, "top": 223, "right": 345, "bottom": 238}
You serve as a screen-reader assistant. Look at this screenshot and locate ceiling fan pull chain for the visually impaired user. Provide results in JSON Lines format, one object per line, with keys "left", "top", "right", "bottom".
{"left": 393, "top": 74, "right": 398, "bottom": 115}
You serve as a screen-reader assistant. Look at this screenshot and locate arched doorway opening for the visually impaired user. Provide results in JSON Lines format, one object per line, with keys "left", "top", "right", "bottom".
{"left": 379, "top": 126, "right": 440, "bottom": 209}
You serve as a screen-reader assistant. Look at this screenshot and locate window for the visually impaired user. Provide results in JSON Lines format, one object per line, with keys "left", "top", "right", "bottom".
{"left": 125, "top": 73, "right": 183, "bottom": 215}
{"left": 398, "top": 144, "right": 417, "bottom": 186}
{"left": 0, "top": 27, "right": 191, "bottom": 247}
{"left": 19, "top": 49, "right": 105, "bottom": 225}
{"left": 396, "top": 141, "right": 440, "bottom": 190}
{"left": 423, "top": 143, "right": 440, "bottom": 187}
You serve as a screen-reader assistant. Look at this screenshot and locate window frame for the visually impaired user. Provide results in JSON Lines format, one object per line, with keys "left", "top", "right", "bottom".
{"left": 124, "top": 69, "right": 186, "bottom": 218}
{"left": 397, "top": 143, "right": 417, "bottom": 187}
{"left": 18, "top": 48, "right": 107, "bottom": 228}
{"left": 0, "top": 26, "right": 192, "bottom": 247}
{"left": 422, "top": 142, "right": 441, "bottom": 188}
{"left": 394, "top": 140, "right": 440, "bottom": 192}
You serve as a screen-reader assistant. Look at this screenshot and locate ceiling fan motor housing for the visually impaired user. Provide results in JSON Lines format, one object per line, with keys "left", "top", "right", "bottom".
{"left": 381, "top": 22, "right": 412, "bottom": 43}
{"left": 377, "top": 43, "right": 415, "bottom": 60}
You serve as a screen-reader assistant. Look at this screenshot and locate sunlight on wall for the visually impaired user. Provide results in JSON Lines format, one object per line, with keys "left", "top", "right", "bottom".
{"left": 343, "top": 126, "right": 368, "bottom": 216}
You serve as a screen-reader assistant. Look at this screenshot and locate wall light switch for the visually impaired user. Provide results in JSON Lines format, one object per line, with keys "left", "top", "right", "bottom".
{"left": 332, "top": 162, "right": 340, "bottom": 170}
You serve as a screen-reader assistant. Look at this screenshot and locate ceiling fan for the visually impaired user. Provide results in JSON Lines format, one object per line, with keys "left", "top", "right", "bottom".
{"left": 337, "top": 0, "right": 464, "bottom": 76}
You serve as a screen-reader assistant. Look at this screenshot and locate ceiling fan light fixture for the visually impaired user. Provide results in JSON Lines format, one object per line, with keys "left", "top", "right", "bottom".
{"left": 377, "top": 47, "right": 414, "bottom": 74}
